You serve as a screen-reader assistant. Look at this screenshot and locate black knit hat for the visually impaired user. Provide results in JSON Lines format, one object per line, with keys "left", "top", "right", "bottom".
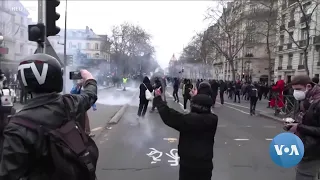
{"left": 190, "top": 94, "right": 213, "bottom": 113}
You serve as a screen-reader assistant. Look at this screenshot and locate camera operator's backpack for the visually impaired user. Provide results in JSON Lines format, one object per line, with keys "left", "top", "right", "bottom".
{"left": 9, "top": 95, "right": 99, "bottom": 180}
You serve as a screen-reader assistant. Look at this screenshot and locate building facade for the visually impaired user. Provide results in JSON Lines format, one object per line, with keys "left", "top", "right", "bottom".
{"left": 48, "top": 26, "right": 111, "bottom": 72}
{"left": 208, "top": 0, "right": 276, "bottom": 82}
{"left": 274, "top": 0, "right": 320, "bottom": 83}
{"left": 0, "top": 0, "right": 30, "bottom": 72}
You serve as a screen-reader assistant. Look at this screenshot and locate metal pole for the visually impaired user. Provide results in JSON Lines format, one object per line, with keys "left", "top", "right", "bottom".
{"left": 63, "top": 0, "right": 68, "bottom": 94}
{"left": 37, "top": 0, "right": 46, "bottom": 53}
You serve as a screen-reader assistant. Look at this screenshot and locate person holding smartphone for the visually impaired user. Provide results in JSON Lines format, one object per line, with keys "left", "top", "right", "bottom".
{"left": 285, "top": 75, "right": 320, "bottom": 180}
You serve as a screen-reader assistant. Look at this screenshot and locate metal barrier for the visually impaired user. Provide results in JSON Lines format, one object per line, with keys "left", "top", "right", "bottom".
{"left": 271, "top": 93, "right": 297, "bottom": 118}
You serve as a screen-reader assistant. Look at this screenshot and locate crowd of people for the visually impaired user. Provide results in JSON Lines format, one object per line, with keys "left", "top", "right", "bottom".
{"left": 0, "top": 51, "right": 320, "bottom": 180}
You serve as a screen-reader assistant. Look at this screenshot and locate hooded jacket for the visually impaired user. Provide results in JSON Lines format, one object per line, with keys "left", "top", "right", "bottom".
{"left": 154, "top": 95, "right": 218, "bottom": 169}
{"left": 198, "top": 82, "right": 213, "bottom": 99}
{"left": 139, "top": 76, "right": 153, "bottom": 101}
{"left": 0, "top": 79, "right": 97, "bottom": 180}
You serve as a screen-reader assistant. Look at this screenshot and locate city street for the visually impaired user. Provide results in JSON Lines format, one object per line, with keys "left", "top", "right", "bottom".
{"left": 94, "top": 87, "right": 295, "bottom": 180}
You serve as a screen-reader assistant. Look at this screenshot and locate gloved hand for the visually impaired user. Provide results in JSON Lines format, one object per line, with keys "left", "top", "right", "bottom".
{"left": 80, "top": 69, "right": 94, "bottom": 82}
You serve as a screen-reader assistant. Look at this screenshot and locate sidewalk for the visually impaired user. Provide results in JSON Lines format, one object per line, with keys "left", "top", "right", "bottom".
{"left": 217, "top": 93, "right": 285, "bottom": 122}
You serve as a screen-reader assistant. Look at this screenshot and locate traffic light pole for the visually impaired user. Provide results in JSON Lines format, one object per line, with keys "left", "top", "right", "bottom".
{"left": 37, "top": 0, "right": 46, "bottom": 53}
{"left": 63, "top": 0, "right": 68, "bottom": 94}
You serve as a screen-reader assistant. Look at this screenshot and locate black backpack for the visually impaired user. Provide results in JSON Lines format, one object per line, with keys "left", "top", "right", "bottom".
{"left": 9, "top": 95, "right": 99, "bottom": 180}
{"left": 250, "top": 87, "right": 258, "bottom": 97}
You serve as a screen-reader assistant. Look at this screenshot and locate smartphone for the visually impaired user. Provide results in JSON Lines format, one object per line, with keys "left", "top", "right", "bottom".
{"left": 69, "top": 71, "right": 82, "bottom": 80}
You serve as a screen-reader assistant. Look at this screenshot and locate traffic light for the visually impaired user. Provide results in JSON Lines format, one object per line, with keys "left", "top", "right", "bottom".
{"left": 46, "top": 0, "right": 60, "bottom": 36}
{"left": 28, "top": 23, "right": 45, "bottom": 42}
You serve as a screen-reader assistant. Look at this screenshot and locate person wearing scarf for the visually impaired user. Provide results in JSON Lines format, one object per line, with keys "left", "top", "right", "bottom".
{"left": 286, "top": 75, "right": 320, "bottom": 180}
{"left": 70, "top": 80, "right": 96, "bottom": 137}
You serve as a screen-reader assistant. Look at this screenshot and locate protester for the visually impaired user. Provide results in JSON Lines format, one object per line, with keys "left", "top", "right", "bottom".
{"left": 138, "top": 76, "right": 153, "bottom": 118}
{"left": 210, "top": 80, "right": 219, "bottom": 107}
{"left": 284, "top": 75, "right": 320, "bottom": 180}
{"left": 219, "top": 80, "right": 226, "bottom": 104}
{"left": 0, "top": 53, "right": 98, "bottom": 180}
{"left": 154, "top": 87, "right": 218, "bottom": 180}
{"left": 234, "top": 80, "right": 241, "bottom": 103}
{"left": 173, "top": 77, "right": 180, "bottom": 102}
{"left": 150, "top": 77, "right": 162, "bottom": 112}
{"left": 248, "top": 82, "right": 259, "bottom": 115}
{"left": 182, "top": 79, "right": 193, "bottom": 112}
{"left": 70, "top": 79, "right": 96, "bottom": 137}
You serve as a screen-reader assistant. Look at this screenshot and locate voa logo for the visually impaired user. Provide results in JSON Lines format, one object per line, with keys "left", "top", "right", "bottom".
{"left": 269, "top": 132, "right": 304, "bottom": 168}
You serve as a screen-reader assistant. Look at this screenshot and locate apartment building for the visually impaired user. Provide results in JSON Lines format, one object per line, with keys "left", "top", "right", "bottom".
{"left": 0, "top": 0, "right": 29, "bottom": 71}
{"left": 208, "top": 0, "right": 276, "bottom": 82}
{"left": 48, "top": 26, "right": 111, "bottom": 70}
{"left": 274, "top": 0, "right": 320, "bottom": 83}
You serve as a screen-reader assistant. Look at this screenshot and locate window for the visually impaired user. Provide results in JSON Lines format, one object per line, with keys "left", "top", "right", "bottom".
{"left": 78, "top": 43, "right": 81, "bottom": 49}
{"left": 280, "top": 35, "right": 284, "bottom": 45}
{"left": 86, "top": 53, "right": 90, "bottom": 58}
{"left": 290, "top": 9, "right": 295, "bottom": 20}
{"left": 299, "top": 53, "right": 304, "bottom": 65}
{"left": 301, "top": 29, "right": 307, "bottom": 40}
{"left": 86, "top": 43, "right": 90, "bottom": 49}
{"left": 288, "top": 32, "right": 294, "bottom": 43}
{"left": 247, "top": 47, "right": 253, "bottom": 54}
{"left": 69, "top": 42, "right": 72, "bottom": 48}
{"left": 288, "top": 53, "right": 293, "bottom": 66}
{"left": 20, "top": 44, "right": 24, "bottom": 54}
{"left": 281, "top": 14, "right": 286, "bottom": 25}
{"left": 20, "top": 17, "right": 24, "bottom": 25}
{"left": 248, "top": 34, "right": 254, "bottom": 42}
{"left": 315, "top": 74, "right": 319, "bottom": 78}
{"left": 95, "top": 43, "right": 99, "bottom": 50}
{"left": 20, "top": 29, "right": 24, "bottom": 38}
{"left": 279, "top": 56, "right": 283, "bottom": 66}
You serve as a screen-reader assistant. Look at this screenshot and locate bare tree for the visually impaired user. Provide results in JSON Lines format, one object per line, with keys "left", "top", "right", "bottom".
{"left": 206, "top": 1, "right": 248, "bottom": 81}
{"left": 109, "top": 22, "right": 155, "bottom": 75}
{"left": 252, "top": 0, "right": 278, "bottom": 85}
{"left": 281, "top": 0, "right": 320, "bottom": 76}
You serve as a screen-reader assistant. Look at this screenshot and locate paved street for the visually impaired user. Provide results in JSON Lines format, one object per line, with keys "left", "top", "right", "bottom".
{"left": 88, "top": 86, "right": 137, "bottom": 137}
{"left": 95, "top": 87, "right": 295, "bottom": 180}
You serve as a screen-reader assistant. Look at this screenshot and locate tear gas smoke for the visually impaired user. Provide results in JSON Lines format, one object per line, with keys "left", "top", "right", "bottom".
{"left": 170, "top": 63, "right": 213, "bottom": 79}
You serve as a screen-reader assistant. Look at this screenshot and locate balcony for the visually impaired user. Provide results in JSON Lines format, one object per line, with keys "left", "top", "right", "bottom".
{"left": 278, "top": 66, "right": 282, "bottom": 70}
{"left": 298, "top": 65, "right": 305, "bottom": 70}
{"left": 287, "top": 43, "right": 292, "bottom": 49}
{"left": 288, "top": 20, "right": 295, "bottom": 28}
{"left": 300, "top": 14, "right": 311, "bottom": 24}
{"left": 287, "top": 65, "right": 292, "bottom": 70}
{"left": 278, "top": 46, "right": 283, "bottom": 51}
{"left": 299, "top": 40, "right": 307, "bottom": 47}
{"left": 280, "top": 24, "right": 285, "bottom": 31}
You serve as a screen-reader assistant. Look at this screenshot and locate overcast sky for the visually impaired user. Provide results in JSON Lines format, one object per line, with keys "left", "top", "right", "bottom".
{"left": 21, "top": 1, "right": 215, "bottom": 68}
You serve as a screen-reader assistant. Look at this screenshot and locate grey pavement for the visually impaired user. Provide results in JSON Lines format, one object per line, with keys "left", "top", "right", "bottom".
{"left": 95, "top": 88, "right": 295, "bottom": 180}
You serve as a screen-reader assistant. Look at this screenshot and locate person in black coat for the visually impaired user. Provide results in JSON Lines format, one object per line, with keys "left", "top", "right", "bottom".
{"left": 210, "top": 80, "right": 219, "bottom": 107}
{"left": 182, "top": 79, "right": 193, "bottom": 112}
{"left": 153, "top": 89, "right": 218, "bottom": 180}
{"left": 173, "top": 77, "right": 180, "bottom": 102}
{"left": 138, "top": 76, "right": 153, "bottom": 118}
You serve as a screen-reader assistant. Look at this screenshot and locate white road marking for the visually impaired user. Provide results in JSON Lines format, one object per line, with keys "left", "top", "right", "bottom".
{"left": 219, "top": 103, "right": 250, "bottom": 115}
{"left": 234, "top": 138, "right": 249, "bottom": 141}
{"left": 265, "top": 138, "right": 273, "bottom": 141}
{"left": 243, "top": 125, "right": 252, "bottom": 128}
{"left": 91, "top": 127, "right": 103, "bottom": 132}
{"left": 221, "top": 101, "right": 268, "bottom": 113}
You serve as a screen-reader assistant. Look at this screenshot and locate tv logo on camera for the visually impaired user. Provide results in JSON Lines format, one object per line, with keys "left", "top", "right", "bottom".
{"left": 269, "top": 133, "right": 304, "bottom": 168}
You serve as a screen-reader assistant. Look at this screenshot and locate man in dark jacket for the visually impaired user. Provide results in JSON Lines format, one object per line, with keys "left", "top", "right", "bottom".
{"left": 247, "top": 82, "right": 258, "bottom": 115}
{"left": 150, "top": 77, "right": 162, "bottom": 112}
{"left": 137, "top": 76, "right": 153, "bottom": 118}
{"left": 285, "top": 75, "right": 320, "bottom": 180}
{"left": 173, "top": 77, "right": 180, "bottom": 102}
{"left": 182, "top": 79, "right": 193, "bottom": 112}
{"left": 210, "top": 80, "right": 219, "bottom": 107}
{"left": 154, "top": 90, "right": 218, "bottom": 180}
{"left": 234, "top": 80, "right": 241, "bottom": 103}
{"left": 219, "top": 80, "right": 226, "bottom": 104}
{"left": 0, "top": 54, "right": 98, "bottom": 180}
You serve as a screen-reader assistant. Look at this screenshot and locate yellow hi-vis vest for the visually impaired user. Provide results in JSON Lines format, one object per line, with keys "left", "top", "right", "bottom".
{"left": 123, "top": 78, "right": 127, "bottom": 84}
